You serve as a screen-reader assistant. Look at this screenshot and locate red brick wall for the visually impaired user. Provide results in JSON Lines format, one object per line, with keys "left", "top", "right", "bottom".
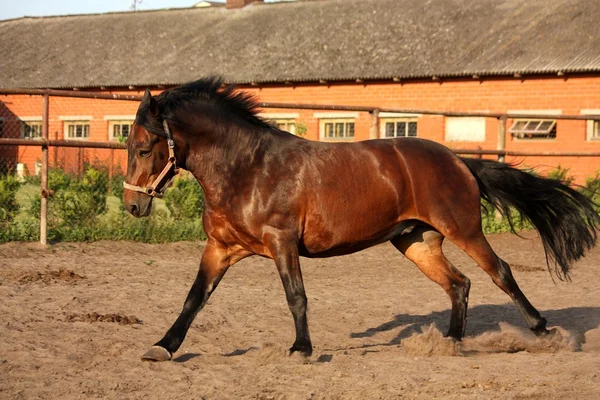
{"left": 2, "top": 76, "right": 600, "bottom": 183}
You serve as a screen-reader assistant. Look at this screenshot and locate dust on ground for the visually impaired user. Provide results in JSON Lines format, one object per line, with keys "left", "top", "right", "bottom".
{"left": 1, "top": 232, "right": 599, "bottom": 399}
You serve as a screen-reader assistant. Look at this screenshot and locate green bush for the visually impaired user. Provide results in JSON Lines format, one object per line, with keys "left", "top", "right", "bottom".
{"left": 163, "top": 173, "right": 204, "bottom": 220}
{"left": 76, "top": 166, "right": 109, "bottom": 216}
{"left": 0, "top": 174, "right": 21, "bottom": 223}
{"left": 48, "top": 168, "right": 72, "bottom": 191}
{"left": 110, "top": 172, "right": 125, "bottom": 200}
{"left": 6, "top": 163, "right": 600, "bottom": 244}
{"left": 546, "top": 164, "right": 574, "bottom": 185}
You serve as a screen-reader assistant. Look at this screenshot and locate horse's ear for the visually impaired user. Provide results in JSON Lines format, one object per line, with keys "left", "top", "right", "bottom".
{"left": 142, "top": 88, "right": 160, "bottom": 119}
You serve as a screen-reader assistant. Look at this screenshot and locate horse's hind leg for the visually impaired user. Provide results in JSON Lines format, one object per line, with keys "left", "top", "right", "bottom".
{"left": 454, "top": 233, "right": 552, "bottom": 336}
{"left": 391, "top": 225, "right": 471, "bottom": 340}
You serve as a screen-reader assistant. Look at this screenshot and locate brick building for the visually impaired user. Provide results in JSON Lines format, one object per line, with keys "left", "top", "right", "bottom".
{"left": 1, "top": 0, "right": 600, "bottom": 181}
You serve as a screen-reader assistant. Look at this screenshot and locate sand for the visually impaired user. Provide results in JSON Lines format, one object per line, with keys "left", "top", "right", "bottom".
{"left": 1, "top": 232, "right": 599, "bottom": 399}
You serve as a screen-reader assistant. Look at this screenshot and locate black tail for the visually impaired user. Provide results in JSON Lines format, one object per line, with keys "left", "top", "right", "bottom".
{"left": 460, "top": 157, "right": 600, "bottom": 281}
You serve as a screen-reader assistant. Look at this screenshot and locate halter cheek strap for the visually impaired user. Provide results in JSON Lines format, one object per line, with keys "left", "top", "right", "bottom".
{"left": 123, "top": 120, "right": 179, "bottom": 198}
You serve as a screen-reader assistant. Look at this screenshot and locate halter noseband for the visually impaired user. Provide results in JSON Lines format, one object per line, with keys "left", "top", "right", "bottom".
{"left": 123, "top": 120, "right": 178, "bottom": 198}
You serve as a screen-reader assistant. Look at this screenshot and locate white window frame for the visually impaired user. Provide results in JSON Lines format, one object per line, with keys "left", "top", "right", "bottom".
{"left": 508, "top": 110, "right": 561, "bottom": 141}
{"left": 260, "top": 113, "right": 299, "bottom": 135}
{"left": 20, "top": 117, "right": 43, "bottom": 140}
{"left": 315, "top": 112, "right": 358, "bottom": 141}
{"left": 107, "top": 119, "right": 134, "bottom": 141}
{"left": 379, "top": 113, "right": 420, "bottom": 138}
{"left": 64, "top": 120, "right": 90, "bottom": 140}
{"left": 445, "top": 117, "right": 486, "bottom": 142}
{"left": 582, "top": 109, "right": 600, "bottom": 141}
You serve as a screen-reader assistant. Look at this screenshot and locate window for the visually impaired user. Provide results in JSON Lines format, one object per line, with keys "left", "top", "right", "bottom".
{"left": 65, "top": 121, "right": 90, "bottom": 139}
{"left": 582, "top": 110, "right": 600, "bottom": 141}
{"left": 592, "top": 120, "right": 600, "bottom": 140}
{"left": 273, "top": 119, "right": 296, "bottom": 135}
{"left": 381, "top": 119, "right": 418, "bottom": 138}
{"left": 509, "top": 119, "right": 556, "bottom": 139}
{"left": 445, "top": 117, "right": 486, "bottom": 142}
{"left": 20, "top": 121, "right": 43, "bottom": 139}
{"left": 108, "top": 120, "right": 133, "bottom": 141}
{"left": 321, "top": 119, "right": 355, "bottom": 140}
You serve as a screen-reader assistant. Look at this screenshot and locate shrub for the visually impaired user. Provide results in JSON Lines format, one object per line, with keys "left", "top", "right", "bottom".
{"left": 48, "top": 168, "right": 72, "bottom": 191}
{"left": 546, "top": 165, "right": 574, "bottom": 185}
{"left": 0, "top": 174, "right": 21, "bottom": 223}
{"left": 163, "top": 173, "right": 204, "bottom": 220}
{"left": 75, "top": 166, "right": 109, "bottom": 216}
{"left": 110, "top": 172, "right": 126, "bottom": 200}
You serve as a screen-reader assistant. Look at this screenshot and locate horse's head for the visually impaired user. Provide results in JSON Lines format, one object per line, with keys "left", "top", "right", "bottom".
{"left": 124, "top": 89, "right": 178, "bottom": 217}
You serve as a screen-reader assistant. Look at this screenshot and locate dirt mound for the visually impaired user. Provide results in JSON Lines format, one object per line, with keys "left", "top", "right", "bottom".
{"left": 65, "top": 312, "right": 142, "bottom": 325}
{"left": 18, "top": 268, "right": 85, "bottom": 284}
{"left": 400, "top": 324, "right": 462, "bottom": 357}
{"left": 463, "top": 322, "right": 576, "bottom": 354}
{"left": 398, "top": 323, "right": 575, "bottom": 357}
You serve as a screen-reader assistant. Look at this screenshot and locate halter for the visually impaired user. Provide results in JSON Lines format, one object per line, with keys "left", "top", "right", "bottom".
{"left": 123, "top": 120, "right": 178, "bottom": 198}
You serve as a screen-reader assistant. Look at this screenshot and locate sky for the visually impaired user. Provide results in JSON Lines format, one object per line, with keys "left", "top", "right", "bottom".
{"left": 0, "top": 0, "right": 286, "bottom": 21}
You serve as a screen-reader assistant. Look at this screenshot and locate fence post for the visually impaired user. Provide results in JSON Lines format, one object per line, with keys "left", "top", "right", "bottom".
{"left": 497, "top": 115, "right": 507, "bottom": 163}
{"left": 40, "top": 94, "right": 49, "bottom": 245}
{"left": 370, "top": 108, "right": 380, "bottom": 139}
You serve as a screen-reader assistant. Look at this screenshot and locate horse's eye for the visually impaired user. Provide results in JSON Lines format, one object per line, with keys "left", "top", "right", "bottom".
{"left": 139, "top": 149, "right": 152, "bottom": 158}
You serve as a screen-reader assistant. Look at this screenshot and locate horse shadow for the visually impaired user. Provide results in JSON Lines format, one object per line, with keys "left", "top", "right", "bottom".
{"left": 350, "top": 304, "right": 600, "bottom": 351}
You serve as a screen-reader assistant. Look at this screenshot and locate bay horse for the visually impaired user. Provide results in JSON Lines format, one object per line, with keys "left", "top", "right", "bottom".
{"left": 124, "top": 77, "right": 599, "bottom": 362}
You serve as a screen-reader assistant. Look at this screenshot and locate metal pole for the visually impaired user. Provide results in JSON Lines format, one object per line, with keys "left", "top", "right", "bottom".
{"left": 40, "top": 94, "right": 49, "bottom": 245}
{"left": 497, "top": 115, "right": 507, "bottom": 163}
{"left": 370, "top": 109, "right": 380, "bottom": 139}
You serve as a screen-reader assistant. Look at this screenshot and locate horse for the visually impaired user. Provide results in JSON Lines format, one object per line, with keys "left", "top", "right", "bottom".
{"left": 123, "top": 77, "right": 600, "bottom": 362}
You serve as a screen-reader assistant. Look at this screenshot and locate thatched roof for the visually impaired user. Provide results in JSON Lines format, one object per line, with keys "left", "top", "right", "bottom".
{"left": 1, "top": 0, "right": 599, "bottom": 88}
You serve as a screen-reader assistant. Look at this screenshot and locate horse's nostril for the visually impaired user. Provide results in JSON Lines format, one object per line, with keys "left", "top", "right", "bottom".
{"left": 129, "top": 204, "right": 139, "bottom": 216}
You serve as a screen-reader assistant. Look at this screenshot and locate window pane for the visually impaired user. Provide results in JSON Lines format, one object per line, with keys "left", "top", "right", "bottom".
{"left": 524, "top": 121, "right": 541, "bottom": 131}
{"left": 68, "top": 125, "right": 74, "bottom": 137}
{"left": 594, "top": 121, "right": 600, "bottom": 137}
{"left": 84, "top": 124, "right": 89, "bottom": 137}
{"left": 385, "top": 122, "right": 395, "bottom": 137}
{"left": 122, "top": 124, "right": 130, "bottom": 137}
{"left": 537, "top": 121, "right": 554, "bottom": 132}
{"left": 347, "top": 123, "right": 354, "bottom": 137}
{"left": 397, "top": 122, "right": 406, "bottom": 137}
{"left": 512, "top": 120, "right": 528, "bottom": 130}
{"left": 76, "top": 125, "right": 82, "bottom": 137}
{"left": 113, "top": 125, "right": 121, "bottom": 137}
{"left": 288, "top": 123, "right": 296, "bottom": 135}
{"left": 325, "top": 123, "right": 333, "bottom": 137}
{"left": 335, "top": 123, "right": 344, "bottom": 137}
{"left": 408, "top": 122, "right": 417, "bottom": 137}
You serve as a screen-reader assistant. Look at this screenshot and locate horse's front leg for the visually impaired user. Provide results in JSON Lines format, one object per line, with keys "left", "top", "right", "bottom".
{"left": 268, "top": 237, "right": 312, "bottom": 356}
{"left": 142, "top": 239, "right": 232, "bottom": 361}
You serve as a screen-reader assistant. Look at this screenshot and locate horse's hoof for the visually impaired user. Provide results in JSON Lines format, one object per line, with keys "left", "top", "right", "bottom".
{"left": 545, "top": 327, "right": 562, "bottom": 339}
{"left": 289, "top": 343, "right": 312, "bottom": 357}
{"left": 533, "top": 327, "right": 561, "bottom": 339}
{"left": 141, "top": 346, "right": 172, "bottom": 362}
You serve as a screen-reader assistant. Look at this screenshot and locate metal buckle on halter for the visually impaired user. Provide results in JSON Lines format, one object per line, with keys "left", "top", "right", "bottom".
{"left": 123, "top": 120, "right": 178, "bottom": 198}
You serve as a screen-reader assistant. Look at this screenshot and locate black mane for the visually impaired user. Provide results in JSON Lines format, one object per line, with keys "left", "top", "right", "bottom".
{"left": 136, "top": 76, "right": 272, "bottom": 136}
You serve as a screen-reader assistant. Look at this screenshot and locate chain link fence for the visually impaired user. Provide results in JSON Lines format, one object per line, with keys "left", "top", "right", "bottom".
{"left": 2, "top": 89, "right": 600, "bottom": 244}
{"left": 0, "top": 93, "right": 206, "bottom": 244}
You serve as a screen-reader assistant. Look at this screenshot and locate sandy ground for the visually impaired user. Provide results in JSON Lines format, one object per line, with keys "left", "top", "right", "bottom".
{"left": 1, "top": 232, "right": 599, "bottom": 399}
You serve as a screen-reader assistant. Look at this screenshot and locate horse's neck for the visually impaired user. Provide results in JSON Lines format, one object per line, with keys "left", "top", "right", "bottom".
{"left": 185, "top": 126, "right": 274, "bottom": 204}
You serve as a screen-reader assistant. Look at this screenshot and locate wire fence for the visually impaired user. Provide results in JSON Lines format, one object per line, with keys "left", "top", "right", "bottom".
{"left": 1, "top": 88, "right": 600, "bottom": 244}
